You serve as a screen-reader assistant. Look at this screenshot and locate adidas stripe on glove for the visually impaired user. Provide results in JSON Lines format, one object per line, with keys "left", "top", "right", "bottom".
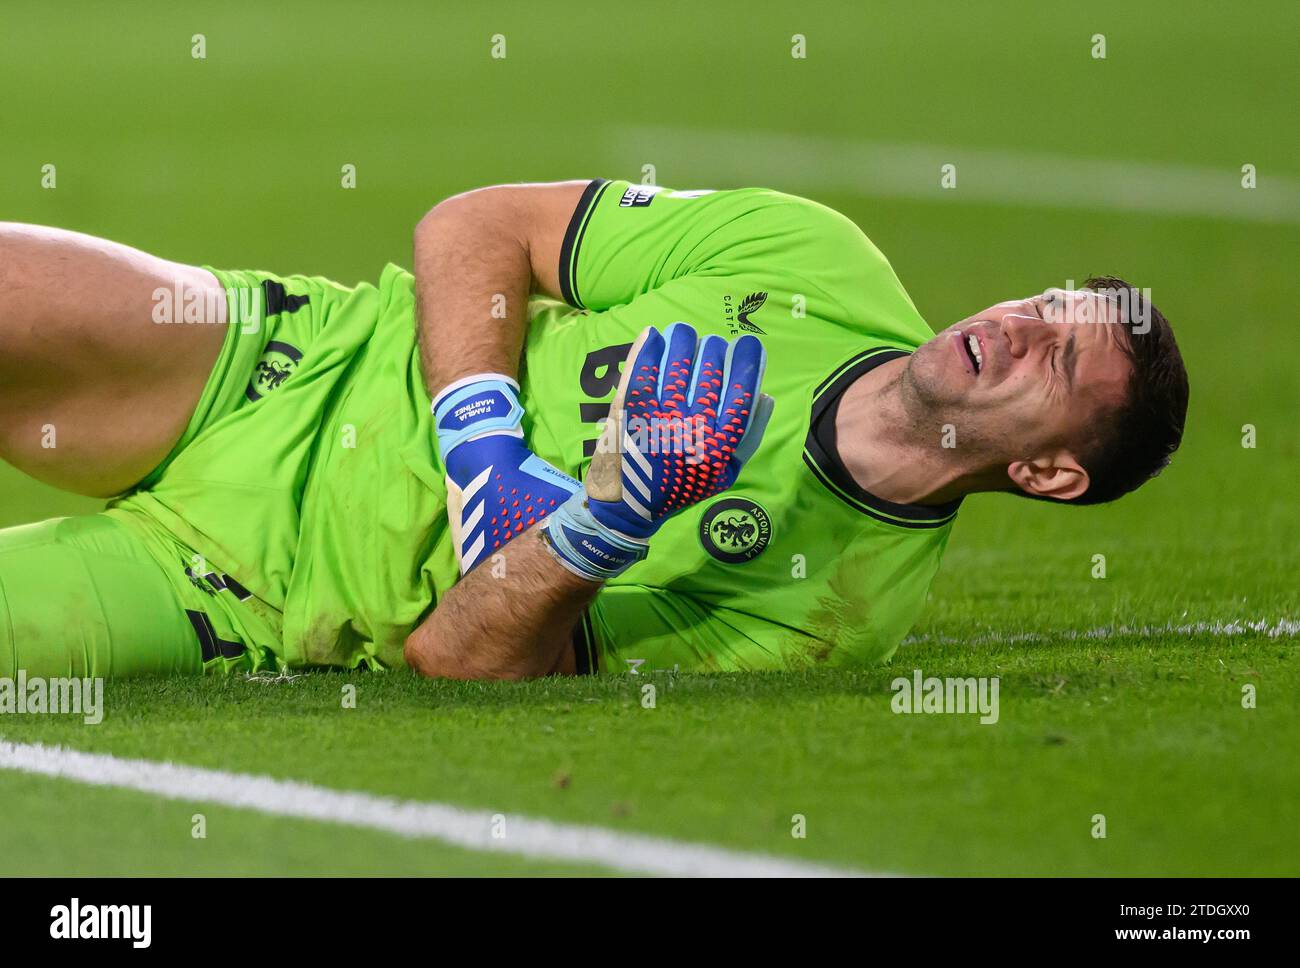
{"left": 541, "top": 322, "right": 775, "bottom": 581}
{"left": 432, "top": 373, "right": 580, "bottom": 574}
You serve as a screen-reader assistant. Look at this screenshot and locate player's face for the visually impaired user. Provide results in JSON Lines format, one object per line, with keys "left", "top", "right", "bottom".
{"left": 907, "top": 288, "right": 1133, "bottom": 459}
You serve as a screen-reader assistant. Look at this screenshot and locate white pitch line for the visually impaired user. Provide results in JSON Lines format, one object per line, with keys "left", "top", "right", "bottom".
{"left": 0, "top": 739, "right": 868, "bottom": 878}
{"left": 610, "top": 125, "right": 1300, "bottom": 225}
{"left": 904, "top": 617, "right": 1300, "bottom": 648}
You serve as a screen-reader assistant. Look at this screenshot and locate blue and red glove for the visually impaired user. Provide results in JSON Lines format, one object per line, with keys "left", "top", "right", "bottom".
{"left": 432, "top": 374, "right": 580, "bottom": 574}
{"left": 541, "top": 323, "right": 774, "bottom": 581}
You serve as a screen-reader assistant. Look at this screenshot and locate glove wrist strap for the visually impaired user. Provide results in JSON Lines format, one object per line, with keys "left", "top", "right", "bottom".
{"left": 540, "top": 492, "right": 649, "bottom": 582}
{"left": 431, "top": 373, "right": 523, "bottom": 455}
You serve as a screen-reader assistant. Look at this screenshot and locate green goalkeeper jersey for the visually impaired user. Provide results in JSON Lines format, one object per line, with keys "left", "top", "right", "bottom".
{"left": 518, "top": 180, "right": 958, "bottom": 671}
{"left": 109, "top": 179, "right": 957, "bottom": 673}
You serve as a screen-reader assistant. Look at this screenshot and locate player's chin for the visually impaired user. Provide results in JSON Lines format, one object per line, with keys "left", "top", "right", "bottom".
{"left": 908, "top": 347, "right": 968, "bottom": 402}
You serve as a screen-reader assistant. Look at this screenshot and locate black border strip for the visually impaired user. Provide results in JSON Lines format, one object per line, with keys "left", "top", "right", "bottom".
{"left": 558, "top": 178, "right": 610, "bottom": 309}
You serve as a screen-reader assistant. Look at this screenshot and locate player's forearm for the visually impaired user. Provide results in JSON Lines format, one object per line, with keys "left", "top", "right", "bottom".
{"left": 403, "top": 525, "right": 601, "bottom": 680}
{"left": 413, "top": 189, "right": 533, "bottom": 393}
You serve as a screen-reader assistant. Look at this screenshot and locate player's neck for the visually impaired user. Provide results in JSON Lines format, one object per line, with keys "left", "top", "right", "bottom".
{"left": 834, "top": 358, "right": 1003, "bottom": 507}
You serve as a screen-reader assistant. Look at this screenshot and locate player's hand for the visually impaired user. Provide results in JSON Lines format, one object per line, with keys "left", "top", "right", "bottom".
{"left": 541, "top": 323, "right": 774, "bottom": 581}
{"left": 432, "top": 374, "right": 580, "bottom": 574}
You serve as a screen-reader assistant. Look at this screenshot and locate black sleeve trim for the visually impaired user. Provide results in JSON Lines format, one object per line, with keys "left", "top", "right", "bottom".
{"left": 558, "top": 178, "right": 610, "bottom": 309}
{"left": 571, "top": 609, "right": 598, "bottom": 676}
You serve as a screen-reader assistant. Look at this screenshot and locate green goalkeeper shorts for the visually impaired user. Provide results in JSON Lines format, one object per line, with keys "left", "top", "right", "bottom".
{"left": 0, "top": 515, "right": 252, "bottom": 678}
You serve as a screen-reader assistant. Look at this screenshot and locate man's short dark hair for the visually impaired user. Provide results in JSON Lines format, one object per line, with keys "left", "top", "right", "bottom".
{"left": 1066, "top": 276, "right": 1189, "bottom": 505}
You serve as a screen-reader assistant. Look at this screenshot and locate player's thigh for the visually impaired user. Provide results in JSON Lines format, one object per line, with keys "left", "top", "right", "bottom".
{"left": 0, "top": 515, "right": 202, "bottom": 679}
{"left": 0, "top": 223, "right": 228, "bottom": 497}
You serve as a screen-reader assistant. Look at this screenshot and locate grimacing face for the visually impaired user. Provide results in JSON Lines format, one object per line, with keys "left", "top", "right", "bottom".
{"left": 905, "top": 289, "right": 1136, "bottom": 498}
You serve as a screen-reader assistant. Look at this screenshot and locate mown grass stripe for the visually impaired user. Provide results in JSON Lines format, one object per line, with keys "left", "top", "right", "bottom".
{"left": 612, "top": 126, "right": 1300, "bottom": 225}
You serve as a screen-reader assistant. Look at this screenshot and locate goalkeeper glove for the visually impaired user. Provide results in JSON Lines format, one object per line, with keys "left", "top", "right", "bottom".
{"left": 541, "top": 322, "right": 774, "bottom": 581}
{"left": 432, "top": 373, "right": 580, "bottom": 574}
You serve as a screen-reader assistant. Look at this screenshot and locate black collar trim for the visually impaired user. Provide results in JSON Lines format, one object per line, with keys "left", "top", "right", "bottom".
{"left": 804, "top": 348, "right": 962, "bottom": 529}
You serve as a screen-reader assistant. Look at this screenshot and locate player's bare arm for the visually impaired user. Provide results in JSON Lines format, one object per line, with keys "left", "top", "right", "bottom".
{"left": 404, "top": 523, "right": 596, "bottom": 679}
{"left": 406, "top": 182, "right": 774, "bottom": 679}
{"left": 405, "top": 180, "right": 591, "bottom": 678}
{"left": 411, "top": 181, "right": 588, "bottom": 391}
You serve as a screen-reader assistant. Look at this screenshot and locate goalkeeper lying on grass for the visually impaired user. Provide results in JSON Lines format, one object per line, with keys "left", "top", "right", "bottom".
{"left": 0, "top": 180, "right": 1188, "bottom": 679}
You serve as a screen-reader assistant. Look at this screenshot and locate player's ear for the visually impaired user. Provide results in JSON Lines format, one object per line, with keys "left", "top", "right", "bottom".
{"left": 1006, "top": 453, "right": 1090, "bottom": 501}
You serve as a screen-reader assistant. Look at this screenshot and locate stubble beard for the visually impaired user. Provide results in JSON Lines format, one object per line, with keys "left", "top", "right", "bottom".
{"left": 898, "top": 356, "right": 1009, "bottom": 470}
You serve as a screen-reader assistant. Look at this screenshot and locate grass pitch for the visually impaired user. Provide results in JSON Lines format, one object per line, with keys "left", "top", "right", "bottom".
{"left": 1, "top": 0, "right": 1297, "bottom": 875}
{"left": 3, "top": 634, "right": 1296, "bottom": 876}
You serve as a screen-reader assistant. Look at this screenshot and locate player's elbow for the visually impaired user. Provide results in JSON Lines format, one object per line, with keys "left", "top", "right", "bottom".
{"left": 403, "top": 625, "right": 497, "bottom": 681}
{"left": 404, "top": 627, "right": 450, "bottom": 679}
{"left": 404, "top": 626, "right": 541, "bottom": 682}
{"left": 413, "top": 197, "right": 458, "bottom": 249}
{"left": 414, "top": 185, "right": 511, "bottom": 241}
